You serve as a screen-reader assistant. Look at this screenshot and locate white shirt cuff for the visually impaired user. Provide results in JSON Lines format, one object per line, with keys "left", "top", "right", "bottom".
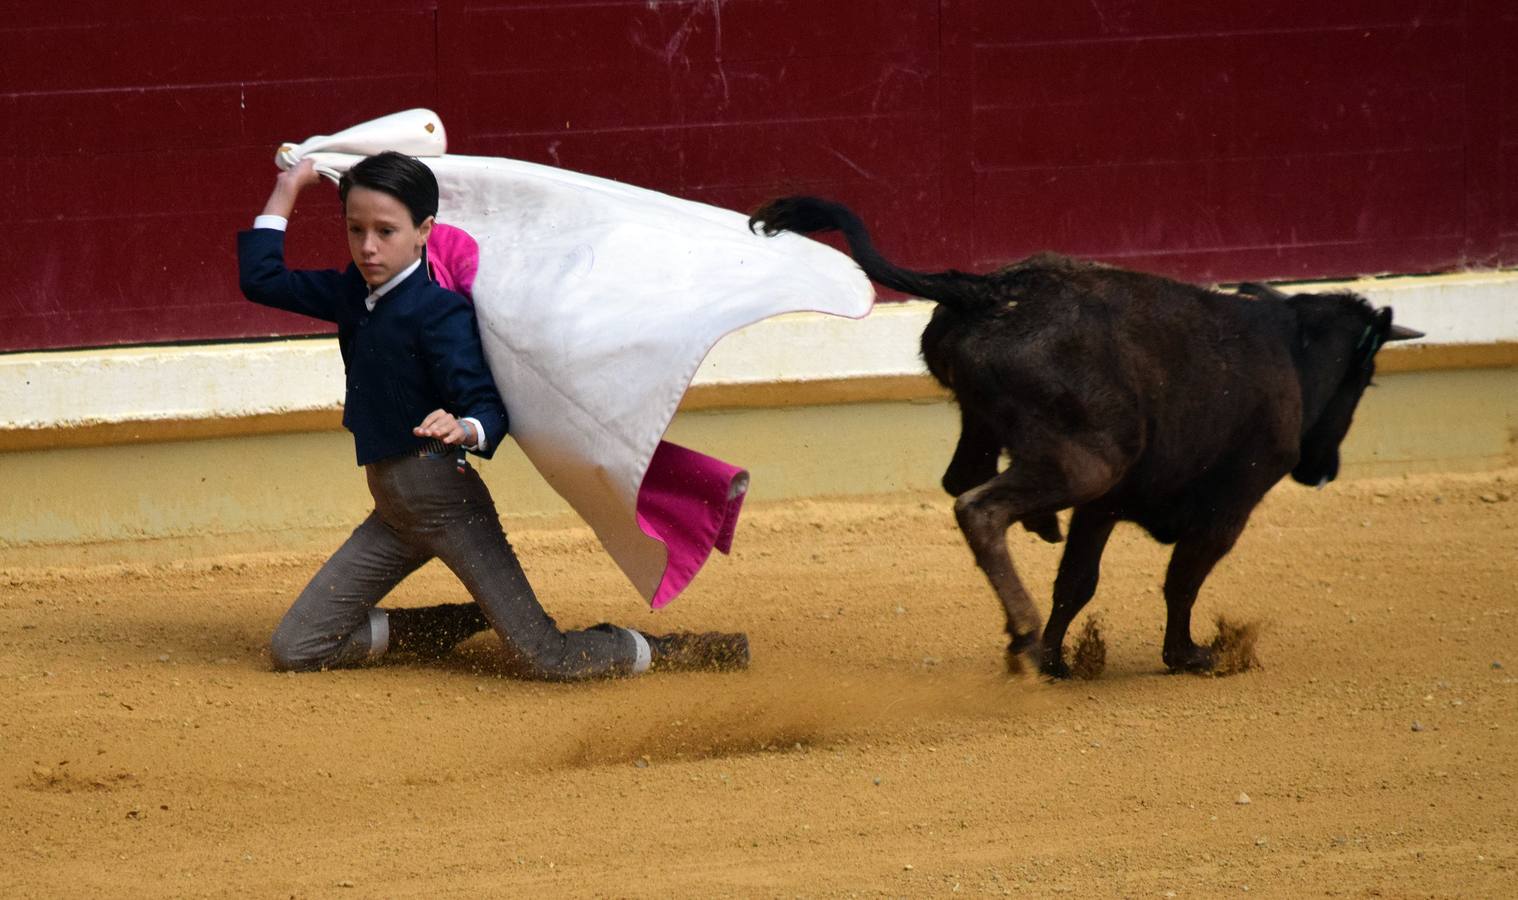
{"left": 253, "top": 215, "right": 289, "bottom": 231}
{"left": 461, "top": 417, "right": 487, "bottom": 452}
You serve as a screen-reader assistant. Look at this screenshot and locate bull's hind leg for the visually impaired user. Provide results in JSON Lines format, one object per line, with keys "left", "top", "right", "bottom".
{"left": 942, "top": 408, "right": 1063, "bottom": 544}
{"left": 1040, "top": 507, "right": 1117, "bottom": 678}
{"left": 941, "top": 405, "right": 1001, "bottom": 497}
{"left": 1020, "top": 512, "right": 1064, "bottom": 544}
{"left": 953, "top": 446, "right": 1120, "bottom": 674}
{"left": 1160, "top": 519, "right": 1247, "bottom": 673}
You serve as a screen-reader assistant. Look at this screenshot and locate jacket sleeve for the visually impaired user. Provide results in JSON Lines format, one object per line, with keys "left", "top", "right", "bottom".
{"left": 236, "top": 228, "right": 346, "bottom": 323}
{"left": 421, "top": 291, "right": 510, "bottom": 457}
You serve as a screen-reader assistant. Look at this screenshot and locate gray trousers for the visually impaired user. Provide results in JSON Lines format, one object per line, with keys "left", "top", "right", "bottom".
{"left": 269, "top": 452, "right": 639, "bottom": 680}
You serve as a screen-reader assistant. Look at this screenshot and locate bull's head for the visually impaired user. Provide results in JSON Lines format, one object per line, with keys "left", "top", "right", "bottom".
{"left": 1266, "top": 286, "right": 1422, "bottom": 487}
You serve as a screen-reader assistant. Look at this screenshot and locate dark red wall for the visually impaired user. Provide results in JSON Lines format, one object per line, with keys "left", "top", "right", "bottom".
{"left": 3, "top": 1, "right": 1513, "bottom": 352}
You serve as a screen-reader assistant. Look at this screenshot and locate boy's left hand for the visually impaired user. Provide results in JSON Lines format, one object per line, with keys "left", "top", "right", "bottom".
{"left": 414, "top": 409, "right": 474, "bottom": 446}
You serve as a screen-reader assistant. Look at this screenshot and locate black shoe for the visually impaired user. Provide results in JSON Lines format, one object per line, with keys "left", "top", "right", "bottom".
{"left": 387, "top": 604, "right": 491, "bottom": 660}
{"left": 643, "top": 631, "right": 750, "bottom": 672}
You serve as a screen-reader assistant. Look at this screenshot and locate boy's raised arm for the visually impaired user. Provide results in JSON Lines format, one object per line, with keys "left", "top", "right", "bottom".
{"left": 260, "top": 159, "right": 324, "bottom": 220}
{"left": 237, "top": 159, "right": 346, "bottom": 322}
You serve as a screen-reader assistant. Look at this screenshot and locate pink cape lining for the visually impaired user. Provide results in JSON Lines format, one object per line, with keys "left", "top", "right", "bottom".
{"left": 637, "top": 442, "right": 748, "bottom": 609}
{"left": 427, "top": 223, "right": 479, "bottom": 300}
{"left": 429, "top": 222, "right": 745, "bottom": 608}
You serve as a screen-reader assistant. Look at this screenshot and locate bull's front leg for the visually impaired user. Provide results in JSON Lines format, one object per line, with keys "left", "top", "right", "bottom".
{"left": 1041, "top": 507, "right": 1117, "bottom": 678}
{"left": 1160, "top": 523, "right": 1245, "bottom": 673}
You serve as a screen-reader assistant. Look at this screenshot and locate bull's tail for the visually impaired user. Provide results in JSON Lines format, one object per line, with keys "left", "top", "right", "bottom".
{"left": 748, "top": 196, "right": 989, "bottom": 312}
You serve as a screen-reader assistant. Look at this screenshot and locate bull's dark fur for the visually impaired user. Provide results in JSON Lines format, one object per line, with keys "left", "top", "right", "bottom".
{"left": 750, "top": 196, "right": 1418, "bottom": 677}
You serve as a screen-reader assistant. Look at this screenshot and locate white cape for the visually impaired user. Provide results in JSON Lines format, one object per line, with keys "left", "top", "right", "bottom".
{"left": 276, "top": 109, "right": 874, "bottom": 607}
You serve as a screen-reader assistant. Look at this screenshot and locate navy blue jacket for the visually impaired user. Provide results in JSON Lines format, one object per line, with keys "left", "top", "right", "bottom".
{"left": 237, "top": 228, "right": 509, "bottom": 466}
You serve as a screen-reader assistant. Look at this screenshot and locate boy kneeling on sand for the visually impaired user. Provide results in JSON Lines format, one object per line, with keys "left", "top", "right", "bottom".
{"left": 238, "top": 151, "right": 747, "bottom": 679}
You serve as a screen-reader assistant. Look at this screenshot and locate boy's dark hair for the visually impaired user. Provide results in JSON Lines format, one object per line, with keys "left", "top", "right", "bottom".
{"left": 338, "top": 151, "right": 438, "bottom": 226}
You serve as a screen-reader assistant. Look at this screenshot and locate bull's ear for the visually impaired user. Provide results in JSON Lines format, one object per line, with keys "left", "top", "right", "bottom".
{"left": 1236, "top": 282, "right": 1290, "bottom": 301}
{"left": 1380, "top": 307, "right": 1424, "bottom": 342}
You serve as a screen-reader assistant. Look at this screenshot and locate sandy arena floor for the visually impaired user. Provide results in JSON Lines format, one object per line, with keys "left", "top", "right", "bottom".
{"left": 3, "top": 468, "right": 1515, "bottom": 897}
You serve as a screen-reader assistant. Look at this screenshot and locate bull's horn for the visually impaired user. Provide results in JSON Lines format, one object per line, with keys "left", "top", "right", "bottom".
{"left": 1386, "top": 324, "right": 1424, "bottom": 342}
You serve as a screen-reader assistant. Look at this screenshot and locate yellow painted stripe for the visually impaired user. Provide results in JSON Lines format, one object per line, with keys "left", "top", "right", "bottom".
{"left": 1373, "top": 341, "right": 1518, "bottom": 373}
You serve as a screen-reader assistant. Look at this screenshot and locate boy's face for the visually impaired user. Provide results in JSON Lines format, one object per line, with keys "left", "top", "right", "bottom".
{"left": 345, "top": 186, "right": 433, "bottom": 287}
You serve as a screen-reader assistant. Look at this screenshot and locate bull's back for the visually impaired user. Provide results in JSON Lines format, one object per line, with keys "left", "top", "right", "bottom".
{"left": 1105, "top": 283, "right": 1305, "bottom": 525}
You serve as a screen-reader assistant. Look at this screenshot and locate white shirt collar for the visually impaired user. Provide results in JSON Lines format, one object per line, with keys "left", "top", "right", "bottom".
{"left": 364, "top": 257, "right": 424, "bottom": 311}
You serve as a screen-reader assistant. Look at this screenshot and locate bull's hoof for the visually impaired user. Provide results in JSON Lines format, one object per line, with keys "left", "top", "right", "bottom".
{"left": 1005, "top": 648, "right": 1039, "bottom": 676}
{"left": 1163, "top": 644, "right": 1216, "bottom": 674}
{"left": 1037, "top": 637, "right": 1072, "bottom": 679}
{"left": 1006, "top": 632, "right": 1042, "bottom": 676}
{"left": 1040, "top": 654, "right": 1073, "bottom": 680}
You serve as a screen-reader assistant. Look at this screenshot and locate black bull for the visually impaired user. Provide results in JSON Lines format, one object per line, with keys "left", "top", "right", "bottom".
{"left": 750, "top": 196, "right": 1421, "bottom": 677}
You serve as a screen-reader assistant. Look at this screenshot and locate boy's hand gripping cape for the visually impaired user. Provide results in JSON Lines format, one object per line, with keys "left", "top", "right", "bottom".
{"left": 275, "top": 109, "right": 874, "bottom": 608}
